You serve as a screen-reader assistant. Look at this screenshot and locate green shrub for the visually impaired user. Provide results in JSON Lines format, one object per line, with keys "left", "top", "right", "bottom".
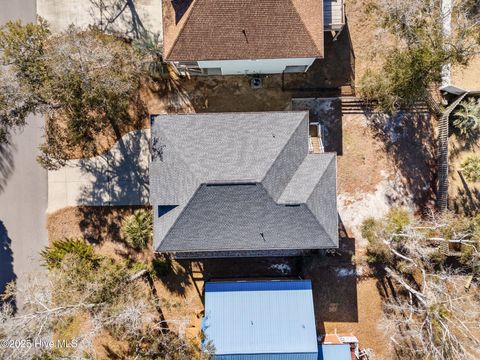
{"left": 461, "top": 156, "right": 480, "bottom": 182}
{"left": 386, "top": 208, "right": 411, "bottom": 233}
{"left": 453, "top": 98, "right": 480, "bottom": 136}
{"left": 122, "top": 209, "right": 153, "bottom": 249}
{"left": 359, "top": 46, "right": 445, "bottom": 113}
{"left": 40, "top": 238, "right": 101, "bottom": 269}
{"left": 360, "top": 217, "right": 380, "bottom": 243}
{"left": 361, "top": 217, "right": 395, "bottom": 264}
{"left": 366, "top": 240, "right": 394, "bottom": 264}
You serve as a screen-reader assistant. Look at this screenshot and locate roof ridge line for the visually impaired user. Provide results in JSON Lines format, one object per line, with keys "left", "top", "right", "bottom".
{"left": 277, "top": 153, "right": 336, "bottom": 204}
{"left": 305, "top": 205, "right": 337, "bottom": 248}
{"left": 260, "top": 112, "right": 309, "bottom": 201}
{"left": 164, "top": 0, "right": 200, "bottom": 60}
{"left": 305, "top": 155, "right": 338, "bottom": 247}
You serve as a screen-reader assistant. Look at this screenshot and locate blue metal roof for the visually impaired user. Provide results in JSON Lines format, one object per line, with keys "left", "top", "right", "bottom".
{"left": 318, "top": 344, "right": 351, "bottom": 360}
{"left": 203, "top": 280, "right": 318, "bottom": 358}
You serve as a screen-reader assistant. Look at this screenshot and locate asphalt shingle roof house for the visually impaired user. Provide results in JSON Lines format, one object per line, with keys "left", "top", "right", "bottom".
{"left": 150, "top": 111, "right": 338, "bottom": 258}
{"left": 162, "top": 0, "right": 345, "bottom": 75}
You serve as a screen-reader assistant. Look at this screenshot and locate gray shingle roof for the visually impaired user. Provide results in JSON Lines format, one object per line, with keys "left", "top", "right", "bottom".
{"left": 150, "top": 112, "right": 338, "bottom": 254}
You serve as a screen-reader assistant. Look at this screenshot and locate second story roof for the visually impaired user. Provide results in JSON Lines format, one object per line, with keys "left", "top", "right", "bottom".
{"left": 162, "top": 0, "right": 325, "bottom": 61}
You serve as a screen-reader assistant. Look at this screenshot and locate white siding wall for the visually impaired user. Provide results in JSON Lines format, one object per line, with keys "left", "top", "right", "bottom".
{"left": 197, "top": 58, "right": 316, "bottom": 75}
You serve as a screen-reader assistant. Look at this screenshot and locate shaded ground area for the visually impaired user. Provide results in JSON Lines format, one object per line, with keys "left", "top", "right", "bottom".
{"left": 292, "top": 98, "right": 343, "bottom": 154}
{"left": 48, "top": 206, "right": 137, "bottom": 244}
{"left": 448, "top": 122, "right": 480, "bottom": 215}
{"left": 364, "top": 109, "right": 437, "bottom": 209}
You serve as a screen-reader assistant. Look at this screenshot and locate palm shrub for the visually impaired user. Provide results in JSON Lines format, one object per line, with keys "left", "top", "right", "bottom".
{"left": 461, "top": 155, "right": 480, "bottom": 182}
{"left": 133, "top": 31, "right": 180, "bottom": 82}
{"left": 121, "top": 209, "right": 153, "bottom": 249}
{"left": 41, "top": 238, "right": 101, "bottom": 269}
{"left": 453, "top": 98, "right": 480, "bottom": 135}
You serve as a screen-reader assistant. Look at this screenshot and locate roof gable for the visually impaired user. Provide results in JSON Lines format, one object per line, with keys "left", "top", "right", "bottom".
{"left": 163, "top": 0, "right": 324, "bottom": 61}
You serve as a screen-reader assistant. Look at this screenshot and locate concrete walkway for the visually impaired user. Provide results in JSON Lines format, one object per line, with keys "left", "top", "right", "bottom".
{"left": 48, "top": 129, "right": 150, "bottom": 213}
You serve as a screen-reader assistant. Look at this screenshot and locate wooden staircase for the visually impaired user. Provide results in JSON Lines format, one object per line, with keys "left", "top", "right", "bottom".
{"left": 309, "top": 137, "right": 322, "bottom": 154}
{"left": 340, "top": 97, "right": 432, "bottom": 115}
{"left": 341, "top": 97, "right": 367, "bottom": 114}
{"left": 436, "top": 93, "right": 468, "bottom": 211}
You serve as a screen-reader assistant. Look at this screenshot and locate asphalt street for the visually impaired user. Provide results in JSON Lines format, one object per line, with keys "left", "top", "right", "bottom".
{"left": 0, "top": 1, "right": 48, "bottom": 300}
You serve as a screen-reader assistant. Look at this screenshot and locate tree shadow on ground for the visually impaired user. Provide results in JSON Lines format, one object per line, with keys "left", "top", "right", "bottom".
{"left": 448, "top": 125, "right": 480, "bottom": 162}
{"left": 0, "top": 139, "right": 16, "bottom": 194}
{"left": 74, "top": 206, "right": 147, "bottom": 245}
{"left": 364, "top": 108, "right": 437, "bottom": 209}
{"left": 88, "top": 0, "right": 149, "bottom": 39}
{"left": 154, "top": 256, "right": 192, "bottom": 297}
{"left": 451, "top": 171, "right": 480, "bottom": 216}
{"left": 0, "top": 221, "right": 16, "bottom": 310}
{"left": 72, "top": 129, "right": 150, "bottom": 244}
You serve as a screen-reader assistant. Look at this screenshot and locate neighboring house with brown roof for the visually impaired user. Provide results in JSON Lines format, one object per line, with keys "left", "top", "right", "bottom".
{"left": 162, "top": 0, "right": 345, "bottom": 75}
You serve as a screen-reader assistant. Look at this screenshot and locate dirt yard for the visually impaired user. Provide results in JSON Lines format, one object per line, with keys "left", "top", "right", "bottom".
{"left": 452, "top": 56, "right": 480, "bottom": 91}
{"left": 448, "top": 129, "right": 480, "bottom": 215}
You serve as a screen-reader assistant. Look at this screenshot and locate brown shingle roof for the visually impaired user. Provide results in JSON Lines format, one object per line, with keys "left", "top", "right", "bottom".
{"left": 163, "top": 0, "right": 324, "bottom": 61}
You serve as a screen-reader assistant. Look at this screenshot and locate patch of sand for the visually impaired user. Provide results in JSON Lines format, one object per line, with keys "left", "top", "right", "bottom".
{"left": 452, "top": 56, "right": 480, "bottom": 91}
{"left": 323, "top": 278, "right": 391, "bottom": 359}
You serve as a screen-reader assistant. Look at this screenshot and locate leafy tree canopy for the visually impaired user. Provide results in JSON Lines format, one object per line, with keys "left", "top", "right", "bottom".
{"left": 360, "top": 0, "right": 480, "bottom": 113}
{"left": 0, "top": 20, "right": 145, "bottom": 169}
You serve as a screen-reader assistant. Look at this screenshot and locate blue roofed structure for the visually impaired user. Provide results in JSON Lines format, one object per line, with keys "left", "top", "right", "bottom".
{"left": 203, "top": 280, "right": 318, "bottom": 359}
{"left": 318, "top": 344, "right": 351, "bottom": 360}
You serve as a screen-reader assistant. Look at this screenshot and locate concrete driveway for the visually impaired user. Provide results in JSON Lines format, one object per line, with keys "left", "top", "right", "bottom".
{"left": 48, "top": 129, "right": 150, "bottom": 213}
{"left": 0, "top": 0, "right": 48, "bottom": 300}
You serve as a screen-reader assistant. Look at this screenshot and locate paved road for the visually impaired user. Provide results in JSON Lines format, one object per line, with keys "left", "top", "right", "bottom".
{"left": 0, "top": 1, "right": 48, "bottom": 300}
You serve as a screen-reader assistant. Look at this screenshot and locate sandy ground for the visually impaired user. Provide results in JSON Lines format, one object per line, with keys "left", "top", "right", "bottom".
{"left": 337, "top": 110, "right": 434, "bottom": 246}
{"left": 322, "top": 278, "right": 389, "bottom": 358}
{"left": 452, "top": 56, "right": 480, "bottom": 91}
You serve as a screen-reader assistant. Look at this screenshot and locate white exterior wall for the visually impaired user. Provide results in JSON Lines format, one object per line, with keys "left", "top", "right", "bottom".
{"left": 197, "top": 58, "right": 316, "bottom": 75}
